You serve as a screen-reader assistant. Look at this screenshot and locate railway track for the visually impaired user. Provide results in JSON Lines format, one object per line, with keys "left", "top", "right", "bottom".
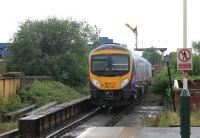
{"left": 1, "top": 96, "right": 142, "bottom": 138}
{"left": 104, "top": 96, "right": 142, "bottom": 127}
{"left": 45, "top": 107, "right": 101, "bottom": 138}
{"left": 104, "top": 104, "right": 135, "bottom": 127}
{"left": 60, "top": 97, "right": 143, "bottom": 138}
{"left": 46, "top": 104, "right": 135, "bottom": 137}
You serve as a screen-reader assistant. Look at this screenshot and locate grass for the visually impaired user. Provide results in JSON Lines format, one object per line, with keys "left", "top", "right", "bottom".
{"left": 144, "top": 111, "right": 200, "bottom": 127}
{"left": 0, "top": 121, "right": 18, "bottom": 133}
{"left": 17, "top": 80, "right": 86, "bottom": 106}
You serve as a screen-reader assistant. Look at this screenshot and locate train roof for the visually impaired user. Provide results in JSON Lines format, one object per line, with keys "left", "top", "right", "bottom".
{"left": 91, "top": 44, "right": 129, "bottom": 53}
{"left": 89, "top": 44, "right": 151, "bottom": 65}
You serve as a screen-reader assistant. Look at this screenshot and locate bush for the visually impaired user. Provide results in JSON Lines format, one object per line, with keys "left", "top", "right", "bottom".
{"left": 149, "top": 67, "right": 169, "bottom": 95}
{"left": 17, "top": 80, "right": 82, "bottom": 106}
{"left": 0, "top": 95, "right": 24, "bottom": 116}
{"left": 75, "top": 85, "right": 90, "bottom": 95}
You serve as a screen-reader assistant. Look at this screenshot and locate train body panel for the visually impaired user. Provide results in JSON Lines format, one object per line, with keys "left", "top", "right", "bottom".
{"left": 89, "top": 44, "right": 152, "bottom": 106}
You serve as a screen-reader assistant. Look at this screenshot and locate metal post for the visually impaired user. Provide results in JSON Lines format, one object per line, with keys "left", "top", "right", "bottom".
{"left": 167, "top": 61, "right": 176, "bottom": 112}
{"left": 180, "top": 89, "right": 190, "bottom": 138}
{"left": 135, "top": 26, "right": 138, "bottom": 49}
{"left": 183, "top": 0, "right": 187, "bottom": 49}
{"left": 183, "top": 0, "right": 188, "bottom": 89}
{"left": 180, "top": 0, "right": 190, "bottom": 137}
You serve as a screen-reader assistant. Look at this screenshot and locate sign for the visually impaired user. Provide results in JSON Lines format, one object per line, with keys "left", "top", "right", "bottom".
{"left": 177, "top": 48, "right": 192, "bottom": 70}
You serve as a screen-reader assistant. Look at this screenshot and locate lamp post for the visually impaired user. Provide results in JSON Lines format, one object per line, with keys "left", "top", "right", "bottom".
{"left": 164, "top": 55, "right": 176, "bottom": 112}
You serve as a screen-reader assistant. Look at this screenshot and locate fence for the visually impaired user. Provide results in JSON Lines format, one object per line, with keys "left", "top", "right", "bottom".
{"left": 0, "top": 77, "right": 21, "bottom": 99}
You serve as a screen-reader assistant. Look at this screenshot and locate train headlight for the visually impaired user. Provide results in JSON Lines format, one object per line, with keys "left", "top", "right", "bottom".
{"left": 92, "top": 79, "right": 100, "bottom": 88}
{"left": 120, "top": 79, "right": 129, "bottom": 88}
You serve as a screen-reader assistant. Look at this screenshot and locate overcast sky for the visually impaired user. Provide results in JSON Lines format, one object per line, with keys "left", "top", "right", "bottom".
{"left": 0, "top": 0, "right": 200, "bottom": 53}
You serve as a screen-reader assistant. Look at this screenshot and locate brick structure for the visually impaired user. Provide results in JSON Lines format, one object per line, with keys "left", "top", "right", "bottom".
{"left": 174, "top": 80, "right": 200, "bottom": 109}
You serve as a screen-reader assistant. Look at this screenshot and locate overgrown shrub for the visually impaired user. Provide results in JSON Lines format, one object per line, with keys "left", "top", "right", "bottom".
{"left": 17, "top": 80, "right": 82, "bottom": 106}
{"left": 0, "top": 95, "right": 23, "bottom": 116}
{"left": 149, "top": 67, "right": 169, "bottom": 95}
{"left": 149, "top": 67, "right": 175, "bottom": 106}
{"left": 75, "top": 85, "right": 90, "bottom": 95}
{"left": 144, "top": 111, "right": 200, "bottom": 127}
{"left": 144, "top": 111, "right": 179, "bottom": 127}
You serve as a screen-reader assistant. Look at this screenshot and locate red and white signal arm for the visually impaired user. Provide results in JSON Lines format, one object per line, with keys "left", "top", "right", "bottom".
{"left": 177, "top": 48, "right": 193, "bottom": 70}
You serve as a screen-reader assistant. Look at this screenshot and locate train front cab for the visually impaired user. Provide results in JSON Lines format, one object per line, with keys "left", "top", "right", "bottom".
{"left": 89, "top": 48, "right": 133, "bottom": 106}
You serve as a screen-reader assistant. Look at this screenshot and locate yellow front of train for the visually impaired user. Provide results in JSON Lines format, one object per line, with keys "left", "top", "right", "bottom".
{"left": 89, "top": 44, "right": 133, "bottom": 106}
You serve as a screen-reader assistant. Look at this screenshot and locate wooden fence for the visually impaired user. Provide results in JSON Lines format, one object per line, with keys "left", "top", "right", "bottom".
{"left": 0, "top": 77, "right": 21, "bottom": 99}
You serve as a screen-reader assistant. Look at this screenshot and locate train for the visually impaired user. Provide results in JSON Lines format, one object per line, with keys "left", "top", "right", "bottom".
{"left": 88, "top": 44, "right": 152, "bottom": 106}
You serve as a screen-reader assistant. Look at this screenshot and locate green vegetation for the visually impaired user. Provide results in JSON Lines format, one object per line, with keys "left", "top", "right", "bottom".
{"left": 148, "top": 50, "right": 200, "bottom": 106}
{"left": 193, "top": 41, "right": 200, "bottom": 53}
{"left": 18, "top": 80, "right": 88, "bottom": 106}
{"left": 0, "top": 95, "right": 24, "bottom": 116}
{"left": 0, "top": 80, "right": 89, "bottom": 132}
{"left": 7, "top": 17, "right": 100, "bottom": 87}
{"left": 144, "top": 111, "right": 200, "bottom": 127}
{"left": 0, "top": 121, "right": 18, "bottom": 133}
{"left": 144, "top": 45, "right": 200, "bottom": 128}
{"left": 142, "top": 47, "right": 162, "bottom": 65}
{"left": 0, "top": 95, "right": 23, "bottom": 133}
{"left": 0, "top": 60, "right": 6, "bottom": 75}
{"left": 0, "top": 80, "right": 89, "bottom": 133}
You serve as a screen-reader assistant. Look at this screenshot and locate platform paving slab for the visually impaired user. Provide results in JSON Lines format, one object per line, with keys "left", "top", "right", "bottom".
{"left": 77, "top": 127, "right": 137, "bottom": 138}
{"left": 76, "top": 127, "right": 200, "bottom": 138}
{"left": 137, "top": 127, "right": 200, "bottom": 138}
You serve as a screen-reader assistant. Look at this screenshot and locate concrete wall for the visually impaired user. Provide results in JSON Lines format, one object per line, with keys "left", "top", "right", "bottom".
{"left": 0, "top": 77, "right": 20, "bottom": 99}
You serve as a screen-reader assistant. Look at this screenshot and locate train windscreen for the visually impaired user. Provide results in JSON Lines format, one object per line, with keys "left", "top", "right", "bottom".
{"left": 91, "top": 54, "right": 129, "bottom": 76}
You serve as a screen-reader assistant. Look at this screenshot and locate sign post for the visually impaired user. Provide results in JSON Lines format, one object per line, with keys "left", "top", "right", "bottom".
{"left": 179, "top": 0, "right": 191, "bottom": 137}
{"left": 177, "top": 48, "right": 192, "bottom": 71}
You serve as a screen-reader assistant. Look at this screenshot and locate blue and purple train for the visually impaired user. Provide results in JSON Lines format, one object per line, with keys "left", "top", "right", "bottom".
{"left": 89, "top": 44, "right": 152, "bottom": 106}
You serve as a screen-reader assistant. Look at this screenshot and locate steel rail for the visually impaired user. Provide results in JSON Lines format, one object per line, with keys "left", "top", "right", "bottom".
{"left": 45, "top": 107, "right": 101, "bottom": 138}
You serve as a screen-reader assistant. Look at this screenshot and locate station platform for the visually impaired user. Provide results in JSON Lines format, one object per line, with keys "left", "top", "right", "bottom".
{"left": 77, "top": 127, "right": 200, "bottom": 138}
{"left": 77, "top": 127, "right": 137, "bottom": 138}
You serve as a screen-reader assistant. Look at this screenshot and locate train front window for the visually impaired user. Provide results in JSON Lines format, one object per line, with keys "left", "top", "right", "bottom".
{"left": 111, "top": 55, "right": 129, "bottom": 71}
{"left": 91, "top": 54, "right": 129, "bottom": 76}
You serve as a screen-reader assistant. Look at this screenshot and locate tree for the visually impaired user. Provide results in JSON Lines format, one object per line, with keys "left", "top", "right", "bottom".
{"left": 192, "top": 41, "right": 200, "bottom": 54}
{"left": 142, "top": 47, "right": 162, "bottom": 65}
{"left": 7, "top": 18, "right": 100, "bottom": 86}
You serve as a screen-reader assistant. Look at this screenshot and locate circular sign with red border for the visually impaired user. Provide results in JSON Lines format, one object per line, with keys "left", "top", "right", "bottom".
{"left": 178, "top": 49, "right": 191, "bottom": 62}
